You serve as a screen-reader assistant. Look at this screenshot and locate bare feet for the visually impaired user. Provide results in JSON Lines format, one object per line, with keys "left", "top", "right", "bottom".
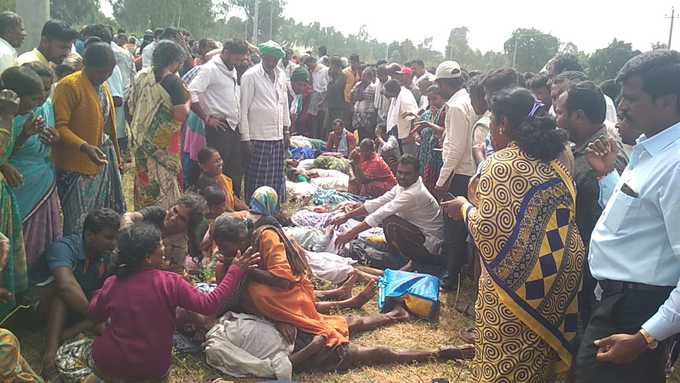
{"left": 334, "top": 273, "right": 359, "bottom": 300}
{"left": 41, "top": 352, "right": 58, "bottom": 380}
{"left": 436, "top": 344, "right": 475, "bottom": 361}
{"left": 459, "top": 327, "right": 477, "bottom": 344}
{"left": 344, "top": 280, "right": 378, "bottom": 310}
{"left": 385, "top": 303, "right": 410, "bottom": 323}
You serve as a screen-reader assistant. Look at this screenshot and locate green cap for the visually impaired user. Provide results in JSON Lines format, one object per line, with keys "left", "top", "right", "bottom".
{"left": 257, "top": 40, "right": 285, "bottom": 60}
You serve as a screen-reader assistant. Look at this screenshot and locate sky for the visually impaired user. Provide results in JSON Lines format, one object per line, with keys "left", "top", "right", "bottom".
{"left": 102, "top": 0, "right": 679, "bottom": 54}
{"left": 280, "top": 0, "right": 678, "bottom": 54}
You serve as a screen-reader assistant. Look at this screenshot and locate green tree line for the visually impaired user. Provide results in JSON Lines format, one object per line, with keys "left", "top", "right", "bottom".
{"left": 0, "top": 0, "right": 660, "bottom": 82}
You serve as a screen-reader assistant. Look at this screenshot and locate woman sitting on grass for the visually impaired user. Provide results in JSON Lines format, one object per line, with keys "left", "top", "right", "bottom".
{"left": 212, "top": 214, "right": 474, "bottom": 373}
{"left": 83, "top": 222, "right": 259, "bottom": 382}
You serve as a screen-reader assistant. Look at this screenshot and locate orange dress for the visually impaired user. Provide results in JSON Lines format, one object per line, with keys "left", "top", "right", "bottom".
{"left": 243, "top": 229, "right": 349, "bottom": 348}
{"left": 215, "top": 174, "right": 235, "bottom": 211}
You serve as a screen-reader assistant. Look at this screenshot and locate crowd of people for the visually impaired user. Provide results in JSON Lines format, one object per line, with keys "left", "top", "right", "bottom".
{"left": 0, "top": 9, "right": 679, "bottom": 383}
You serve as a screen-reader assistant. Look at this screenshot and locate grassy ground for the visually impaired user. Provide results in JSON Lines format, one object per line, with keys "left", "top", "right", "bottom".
{"left": 13, "top": 284, "right": 477, "bottom": 383}
{"left": 11, "top": 163, "right": 680, "bottom": 382}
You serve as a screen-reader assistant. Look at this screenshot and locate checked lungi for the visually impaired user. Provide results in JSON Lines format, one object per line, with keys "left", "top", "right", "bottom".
{"left": 245, "top": 140, "right": 286, "bottom": 204}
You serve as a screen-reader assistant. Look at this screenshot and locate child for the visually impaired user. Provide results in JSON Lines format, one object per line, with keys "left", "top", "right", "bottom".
{"left": 85, "top": 223, "right": 259, "bottom": 382}
{"left": 326, "top": 118, "right": 357, "bottom": 157}
{"left": 196, "top": 147, "right": 248, "bottom": 212}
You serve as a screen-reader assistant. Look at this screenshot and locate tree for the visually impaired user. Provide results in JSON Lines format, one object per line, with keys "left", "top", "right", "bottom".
{"left": 503, "top": 28, "right": 559, "bottom": 73}
{"left": 51, "top": 0, "right": 105, "bottom": 26}
{"left": 113, "top": 0, "right": 226, "bottom": 37}
{"left": 0, "top": 0, "right": 15, "bottom": 11}
{"left": 230, "top": 0, "right": 285, "bottom": 42}
{"left": 588, "top": 39, "right": 640, "bottom": 83}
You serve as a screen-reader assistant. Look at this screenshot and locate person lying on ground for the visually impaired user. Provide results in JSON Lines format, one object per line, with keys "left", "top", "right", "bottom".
{"left": 81, "top": 222, "right": 259, "bottom": 383}
{"left": 195, "top": 146, "right": 248, "bottom": 212}
{"left": 121, "top": 192, "right": 206, "bottom": 273}
{"left": 330, "top": 154, "right": 446, "bottom": 274}
{"left": 35, "top": 209, "right": 120, "bottom": 379}
{"left": 347, "top": 138, "right": 397, "bottom": 198}
{"left": 212, "top": 213, "right": 473, "bottom": 373}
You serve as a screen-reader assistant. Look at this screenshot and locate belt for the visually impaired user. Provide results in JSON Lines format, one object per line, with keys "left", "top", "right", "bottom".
{"left": 599, "top": 279, "right": 674, "bottom": 295}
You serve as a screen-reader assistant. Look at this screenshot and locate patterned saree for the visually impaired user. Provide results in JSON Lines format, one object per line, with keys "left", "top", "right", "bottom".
{"left": 463, "top": 145, "right": 585, "bottom": 382}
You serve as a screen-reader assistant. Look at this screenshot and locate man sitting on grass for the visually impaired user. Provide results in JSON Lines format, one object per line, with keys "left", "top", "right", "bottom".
{"left": 36, "top": 208, "right": 120, "bottom": 378}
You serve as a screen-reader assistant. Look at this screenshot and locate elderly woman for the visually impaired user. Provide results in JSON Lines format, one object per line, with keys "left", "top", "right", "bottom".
{"left": 443, "top": 87, "right": 584, "bottom": 382}
{"left": 211, "top": 211, "right": 473, "bottom": 373}
{"left": 52, "top": 41, "right": 126, "bottom": 235}
{"left": 130, "top": 40, "right": 190, "bottom": 209}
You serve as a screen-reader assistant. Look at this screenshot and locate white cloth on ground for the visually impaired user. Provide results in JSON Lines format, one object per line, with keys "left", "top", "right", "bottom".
{"left": 306, "top": 251, "right": 357, "bottom": 284}
{"left": 205, "top": 312, "right": 294, "bottom": 380}
{"left": 310, "top": 169, "right": 349, "bottom": 191}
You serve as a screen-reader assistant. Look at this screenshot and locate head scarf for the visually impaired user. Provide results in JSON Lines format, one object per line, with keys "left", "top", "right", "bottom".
{"left": 257, "top": 40, "right": 285, "bottom": 60}
{"left": 249, "top": 186, "right": 280, "bottom": 216}
{"left": 291, "top": 67, "right": 310, "bottom": 83}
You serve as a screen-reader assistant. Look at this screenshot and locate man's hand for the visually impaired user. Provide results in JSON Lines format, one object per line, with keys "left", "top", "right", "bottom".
{"left": 0, "top": 163, "right": 23, "bottom": 187}
{"left": 595, "top": 332, "right": 648, "bottom": 364}
{"left": 205, "top": 116, "right": 228, "bottom": 131}
{"left": 586, "top": 136, "right": 618, "bottom": 178}
{"left": 441, "top": 196, "right": 468, "bottom": 221}
{"left": 80, "top": 143, "right": 108, "bottom": 166}
{"left": 334, "top": 231, "right": 355, "bottom": 250}
{"left": 329, "top": 213, "right": 349, "bottom": 228}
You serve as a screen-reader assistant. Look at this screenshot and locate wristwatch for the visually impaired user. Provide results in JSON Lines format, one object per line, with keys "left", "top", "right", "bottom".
{"left": 639, "top": 328, "right": 658, "bottom": 350}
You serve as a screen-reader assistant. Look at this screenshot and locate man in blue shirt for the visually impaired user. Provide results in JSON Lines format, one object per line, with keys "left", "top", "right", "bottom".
{"left": 574, "top": 50, "right": 680, "bottom": 383}
{"left": 36, "top": 208, "right": 120, "bottom": 378}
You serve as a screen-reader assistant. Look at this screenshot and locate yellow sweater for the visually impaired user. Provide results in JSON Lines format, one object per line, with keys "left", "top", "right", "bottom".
{"left": 53, "top": 70, "right": 120, "bottom": 176}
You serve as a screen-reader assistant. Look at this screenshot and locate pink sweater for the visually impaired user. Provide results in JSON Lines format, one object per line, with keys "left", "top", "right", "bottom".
{"left": 88, "top": 265, "right": 244, "bottom": 380}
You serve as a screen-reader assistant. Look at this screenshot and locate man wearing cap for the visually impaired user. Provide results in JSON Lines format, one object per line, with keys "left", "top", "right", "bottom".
{"left": 240, "top": 40, "right": 291, "bottom": 204}
{"left": 434, "top": 60, "right": 477, "bottom": 289}
{"left": 189, "top": 39, "right": 250, "bottom": 195}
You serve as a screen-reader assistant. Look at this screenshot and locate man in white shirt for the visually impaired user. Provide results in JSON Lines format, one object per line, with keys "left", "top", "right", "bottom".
{"left": 279, "top": 47, "right": 298, "bottom": 99}
{"left": 374, "top": 65, "right": 391, "bottom": 131}
{"left": 240, "top": 41, "right": 291, "bottom": 203}
{"left": 141, "top": 28, "right": 164, "bottom": 68}
{"left": 0, "top": 12, "right": 26, "bottom": 75}
{"left": 189, "top": 40, "right": 249, "bottom": 195}
{"left": 331, "top": 154, "right": 445, "bottom": 272}
{"left": 303, "top": 55, "right": 328, "bottom": 139}
{"left": 434, "top": 60, "right": 477, "bottom": 289}
{"left": 383, "top": 78, "right": 419, "bottom": 156}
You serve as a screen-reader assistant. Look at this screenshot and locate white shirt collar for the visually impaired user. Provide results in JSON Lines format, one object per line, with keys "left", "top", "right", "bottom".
{"left": 0, "top": 37, "right": 17, "bottom": 54}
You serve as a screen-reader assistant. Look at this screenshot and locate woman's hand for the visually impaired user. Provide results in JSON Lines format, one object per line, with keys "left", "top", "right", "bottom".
{"left": 232, "top": 247, "right": 261, "bottom": 271}
{"left": 0, "top": 163, "right": 23, "bottom": 187}
{"left": 21, "top": 115, "right": 46, "bottom": 139}
{"left": 39, "top": 128, "right": 60, "bottom": 146}
{"left": 328, "top": 213, "right": 349, "bottom": 228}
{"left": 441, "top": 196, "right": 469, "bottom": 221}
{"left": 80, "top": 143, "right": 108, "bottom": 166}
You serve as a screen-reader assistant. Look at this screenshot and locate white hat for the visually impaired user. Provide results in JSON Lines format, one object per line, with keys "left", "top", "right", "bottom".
{"left": 435, "top": 61, "right": 462, "bottom": 79}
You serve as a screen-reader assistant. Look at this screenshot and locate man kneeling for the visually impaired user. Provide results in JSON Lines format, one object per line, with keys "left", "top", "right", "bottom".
{"left": 332, "top": 154, "right": 446, "bottom": 273}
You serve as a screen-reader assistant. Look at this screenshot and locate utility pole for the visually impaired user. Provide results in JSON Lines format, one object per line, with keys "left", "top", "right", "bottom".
{"left": 667, "top": 7, "right": 677, "bottom": 49}
{"left": 252, "top": 0, "right": 259, "bottom": 44}
{"left": 512, "top": 35, "right": 519, "bottom": 68}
